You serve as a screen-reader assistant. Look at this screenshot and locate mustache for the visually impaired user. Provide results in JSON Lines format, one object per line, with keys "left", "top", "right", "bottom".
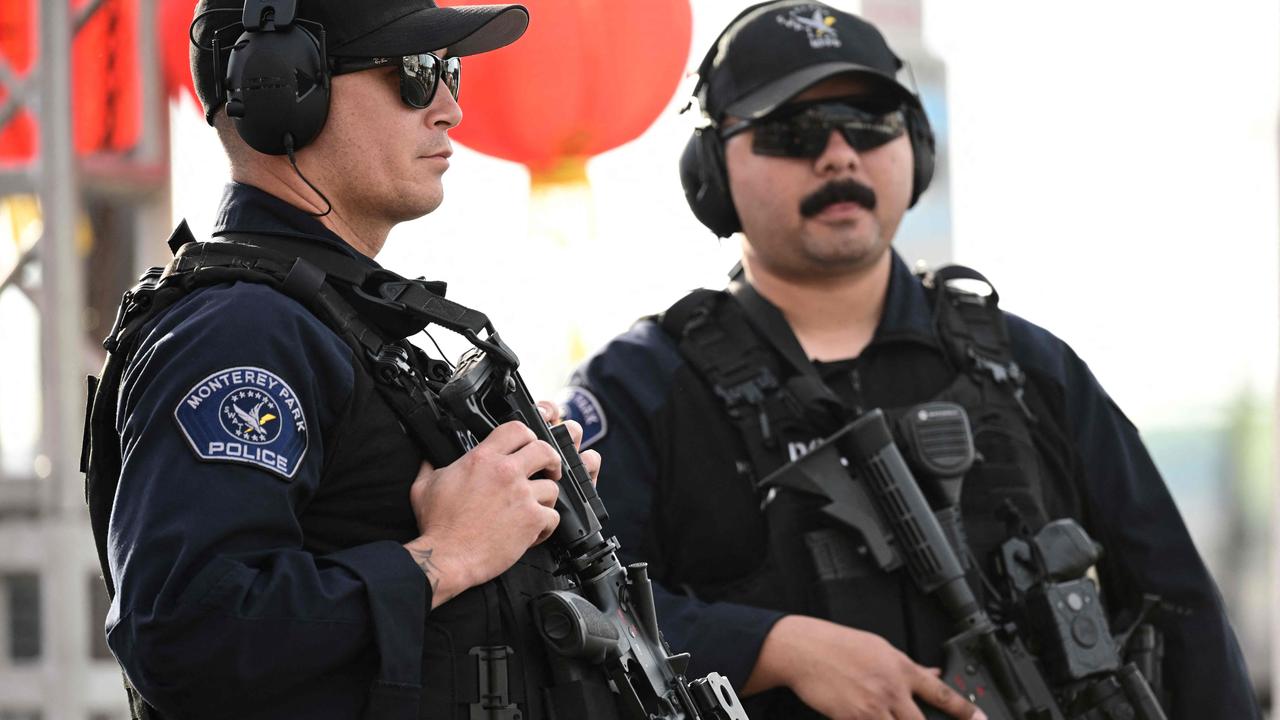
{"left": 799, "top": 179, "right": 877, "bottom": 218}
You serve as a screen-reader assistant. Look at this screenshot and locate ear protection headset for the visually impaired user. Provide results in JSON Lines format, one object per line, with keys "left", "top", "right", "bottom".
{"left": 678, "top": 5, "right": 937, "bottom": 239}
{"left": 212, "top": 0, "right": 331, "bottom": 155}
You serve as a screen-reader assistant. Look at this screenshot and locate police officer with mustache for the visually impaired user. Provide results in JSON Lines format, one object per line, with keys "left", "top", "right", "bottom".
{"left": 562, "top": 2, "right": 1260, "bottom": 719}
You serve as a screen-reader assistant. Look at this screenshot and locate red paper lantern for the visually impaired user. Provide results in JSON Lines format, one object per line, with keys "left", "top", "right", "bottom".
{"left": 440, "top": 0, "right": 692, "bottom": 179}
{"left": 72, "top": 0, "right": 142, "bottom": 155}
{"left": 159, "top": 0, "right": 199, "bottom": 106}
{"left": 0, "top": 0, "right": 142, "bottom": 165}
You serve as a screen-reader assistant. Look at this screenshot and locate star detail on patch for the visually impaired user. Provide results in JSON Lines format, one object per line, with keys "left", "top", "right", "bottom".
{"left": 174, "top": 366, "right": 308, "bottom": 479}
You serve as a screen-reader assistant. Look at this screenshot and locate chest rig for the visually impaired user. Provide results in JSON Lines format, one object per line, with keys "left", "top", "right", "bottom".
{"left": 81, "top": 223, "right": 622, "bottom": 720}
{"left": 659, "top": 266, "right": 1084, "bottom": 717}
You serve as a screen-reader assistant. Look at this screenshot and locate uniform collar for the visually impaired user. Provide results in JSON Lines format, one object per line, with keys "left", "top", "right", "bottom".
{"left": 212, "top": 182, "right": 378, "bottom": 268}
{"left": 868, "top": 250, "right": 937, "bottom": 348}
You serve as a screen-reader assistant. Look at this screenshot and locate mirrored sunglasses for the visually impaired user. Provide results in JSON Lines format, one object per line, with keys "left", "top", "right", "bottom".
{"left": 721, "top": 97, "right": 907, "bottom": 157}
{"left": 330, "top": 52, "right": 461, "bottom": 109}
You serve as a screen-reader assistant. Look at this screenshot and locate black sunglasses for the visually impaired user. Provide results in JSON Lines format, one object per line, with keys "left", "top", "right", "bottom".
{"left": 330, "top": 52, "right": 461, "bottom": 109}
{"left": 721, "top": 96, "right": 907, "bottom": 158}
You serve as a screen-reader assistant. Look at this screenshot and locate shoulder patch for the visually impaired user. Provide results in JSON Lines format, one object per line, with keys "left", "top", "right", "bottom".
{"left": 560, "top": 386, "right": 607, "bottom": 450}
{"left": 173, "top": 366, "right": 308, "bottom": 479}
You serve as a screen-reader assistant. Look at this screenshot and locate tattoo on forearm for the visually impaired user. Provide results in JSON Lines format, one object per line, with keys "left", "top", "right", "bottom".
{"left": 410, "top": 547, "right": 442, "bottom": 593}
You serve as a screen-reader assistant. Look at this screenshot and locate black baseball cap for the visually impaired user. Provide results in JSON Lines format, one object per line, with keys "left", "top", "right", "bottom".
{"left": 190, "top": 0, "right": 529, "bottom": 121}
{"left": 695, "top": 0, "right": 916, "bottom": 122}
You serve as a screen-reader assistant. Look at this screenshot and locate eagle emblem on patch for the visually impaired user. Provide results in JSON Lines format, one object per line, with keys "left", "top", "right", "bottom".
{"left": 174, "top": 366, "right": 308, "bottom": 479}
{"left": 560, "top": 386, "right": 607, "bottom": 450}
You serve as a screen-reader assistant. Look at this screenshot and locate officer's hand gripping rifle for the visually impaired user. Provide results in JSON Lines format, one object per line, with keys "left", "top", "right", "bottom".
{"left": 439, "top": 330, "right": 748, "bottom": 720}
{"left": 760, "top": 405, "right": 1166, "bottom": 720}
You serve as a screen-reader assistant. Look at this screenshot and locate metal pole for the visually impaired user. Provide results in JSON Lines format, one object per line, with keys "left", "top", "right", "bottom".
{"left": 38, "top": 0, "right": 85, "bottom": 520}
{"left": 1269, "top": 17, "right": 1280, "bottom": 716}
{"left": 37, "top": 0, "right": 91, "bottom": 717}
{"left": 1272, "top": 14, "right": 1280, "bottom": 713}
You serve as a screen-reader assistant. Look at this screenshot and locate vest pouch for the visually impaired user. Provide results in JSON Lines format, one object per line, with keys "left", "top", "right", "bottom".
{"left": 927, "top": 380, "right": 1057, "bottom": 574}
{"left": 682, "top": 469, "right": 916, "bottom": 656}
{"left": 413, "top": 562, "right": 557, "bottom": 720}
{"left": 802, "top": 527, "right": 911, "bottom": 652}
{"left": 540, "top": 676, "right": 622, "bottom": 720}
{"left": 963, "top": 464, "right": 1045, "bottom": 562}
{"left": 741, "top": 498, "right": 831, "bottom": 720}
{"left": 963, "top": 420, "right": 1053, "bottom": 572}
{"left": 675, "top": 483, "right": 808, "bottom": 613}
{"left": 417, "top": 585, "right": 482, "bottom": 720}
{"left": 500, "top": 550, "right": 627, "bottom": 720}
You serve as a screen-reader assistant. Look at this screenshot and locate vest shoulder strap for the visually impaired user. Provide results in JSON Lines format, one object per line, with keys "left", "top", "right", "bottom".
{"left": 658, "top": 265, "right": 1041, "bottom": 478}
{"left": 660, "top": 290, "right": 783, "bottom": 471}
{"left": 658, "top": 289, "right": 844, "bottom": 478}
{"left": 920, "top": 265, "right": 1035, "bottom": 420}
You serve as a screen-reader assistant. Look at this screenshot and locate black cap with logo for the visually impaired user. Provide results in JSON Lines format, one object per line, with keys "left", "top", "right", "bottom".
{"left": 695, "top": 0, "right": 916, "bottom": 122}
{"left": 190, "top": 0, "right": 528, "bottom": 121}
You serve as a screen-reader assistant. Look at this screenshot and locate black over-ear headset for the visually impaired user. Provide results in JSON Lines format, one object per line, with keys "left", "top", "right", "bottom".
{"left": 678, "top": 4, "right": 937, "bottom": 239}
{"left": 212, "top": 0, "right": 331, "bottom": 155}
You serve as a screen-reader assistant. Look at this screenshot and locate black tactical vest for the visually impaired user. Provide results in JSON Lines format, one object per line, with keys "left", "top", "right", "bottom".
{"left": 659, "top": 267, "right": 1086, "bottom": 720}
{"left": 82, "top": 224, "right": 623, "bottom": 720}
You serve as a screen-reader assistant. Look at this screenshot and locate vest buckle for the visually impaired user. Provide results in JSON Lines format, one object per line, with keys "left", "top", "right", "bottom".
{"left": 713, "top": 368, "right": 780, "bottom": 446}
{"left": 967, "top": 347, "right": 1020, "bottom": 384}
{"left": 967, "top": 348, "right": 1037, "bottom": 421}
{"left": 369, "top": 344, "right": 413, "bottom": 384}
{"left": 103, "top": 266, "right": 164, "bottom": 353}
{"left": 469, "top": 646, "right": 520, "bottom": 720}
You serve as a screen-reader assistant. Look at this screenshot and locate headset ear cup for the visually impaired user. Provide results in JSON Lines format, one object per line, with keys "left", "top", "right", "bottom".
{"left": 225, "top": 26, "right": 330, "bottom": 155}
{"left": 906, "top": 104, "right": 935, "bottom": 207}
{"left": 679, "top": 128, "right": 742, "bottom": 238}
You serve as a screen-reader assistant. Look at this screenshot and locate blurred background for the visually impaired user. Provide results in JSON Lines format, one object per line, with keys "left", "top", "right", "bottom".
{"left": 0, "top": 0, "right": 1275, "bottom": 717}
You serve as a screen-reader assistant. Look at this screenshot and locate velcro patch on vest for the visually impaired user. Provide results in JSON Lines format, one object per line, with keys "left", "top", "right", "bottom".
{"left": 173, "top": 366, "right": 308, "bottom": 480}
{"left": 560, "top": 386, "right": 607, "bottom": 450}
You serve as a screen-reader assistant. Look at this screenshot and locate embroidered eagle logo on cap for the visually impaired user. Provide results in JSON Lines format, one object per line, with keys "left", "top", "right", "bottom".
{"left": 777, "top": 5, "right": 841, "bottom": 49}
{"left": 174, "top": 366, "right": 308, "bottom": 479}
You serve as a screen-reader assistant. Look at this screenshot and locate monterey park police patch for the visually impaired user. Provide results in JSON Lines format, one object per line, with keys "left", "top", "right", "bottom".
{"left": 561, "top": 386, "right": 607, "bottom": 450}
{"left": 173, "top": 366, "right": 308, "bottom": 479}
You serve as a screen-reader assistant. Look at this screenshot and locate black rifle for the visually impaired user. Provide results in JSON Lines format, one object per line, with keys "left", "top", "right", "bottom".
{"left": 760, "top": 404, "right": 1165, "bottom": 720}
{"left": 439, "top": 330, "right": 748, "bottom": 720}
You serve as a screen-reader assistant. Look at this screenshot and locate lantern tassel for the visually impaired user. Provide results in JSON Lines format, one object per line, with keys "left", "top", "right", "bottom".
{"left": 528, "top": 156, "right": 593, "bottom": 248}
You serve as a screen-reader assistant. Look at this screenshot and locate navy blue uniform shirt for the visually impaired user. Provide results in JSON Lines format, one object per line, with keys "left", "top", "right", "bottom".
{"left": 106, "top": 183, "right": 430, "bottom": 718}
{"left": 564, "top": 252, "right": 1260, "bottom": 719}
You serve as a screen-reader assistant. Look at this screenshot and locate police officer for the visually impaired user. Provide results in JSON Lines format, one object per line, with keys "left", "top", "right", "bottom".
{"left": 563, "top": 2, "right": 1260, "bottom": 719}
{"left": 87, "top": 1, "right": 619, "bottom": 717}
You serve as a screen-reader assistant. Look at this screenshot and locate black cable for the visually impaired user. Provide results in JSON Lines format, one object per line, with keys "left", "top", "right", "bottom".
{"left": 420, "top": 329, "right": 456, "bottom": 371}
{"left": 284, "top": 134, "right": 333, "bottom": 217}
{"left": 188, "top": 8, "right": 242, "bottom": 50}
